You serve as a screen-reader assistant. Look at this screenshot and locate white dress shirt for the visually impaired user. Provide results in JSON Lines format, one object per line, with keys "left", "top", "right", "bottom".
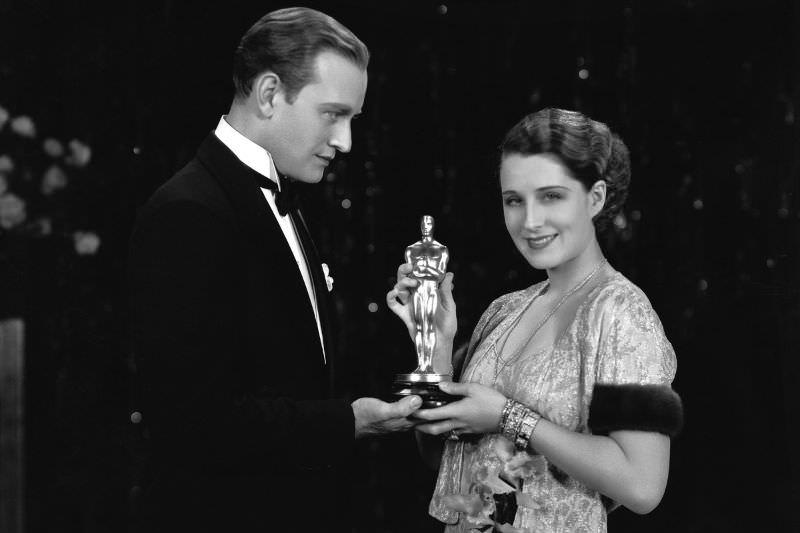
{"left": 214, "top": 116, "right": 325, "bottom": 363}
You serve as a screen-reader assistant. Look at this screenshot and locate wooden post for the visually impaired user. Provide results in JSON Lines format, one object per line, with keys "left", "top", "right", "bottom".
{"left": 0, "top": 318, "right": 24, "bottom": 533}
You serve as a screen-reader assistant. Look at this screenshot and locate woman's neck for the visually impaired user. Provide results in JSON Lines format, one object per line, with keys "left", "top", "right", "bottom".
{"left": 545, "top": 241, "right": 606, "bottom": 297}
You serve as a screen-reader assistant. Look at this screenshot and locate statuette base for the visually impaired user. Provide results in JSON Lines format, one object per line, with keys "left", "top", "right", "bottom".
{"left": 392, "top": 373, "right": 459, "bottom": 409}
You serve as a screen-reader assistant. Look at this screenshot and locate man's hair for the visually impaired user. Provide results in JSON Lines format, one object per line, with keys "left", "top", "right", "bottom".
{"left": 500, "top": 108, "right": 631, "bottom": 232}
{"left": 232, "top": 7, "right": 369, "bottom": 103}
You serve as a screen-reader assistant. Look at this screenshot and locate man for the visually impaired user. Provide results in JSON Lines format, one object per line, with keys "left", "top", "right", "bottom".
{"left": 129, "top": 8, "right": 420, "bottom": 531}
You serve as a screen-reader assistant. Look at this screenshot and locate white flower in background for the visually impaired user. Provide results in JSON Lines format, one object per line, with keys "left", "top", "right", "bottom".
{"left": 0, "top": 174, "right": 8, "bottom": 195}
{"left": 0, "top": 193, "right": 27, "bottom": 229}
{"left": 0, "top": 106, "right": 9, "bottom": 130}
{"left": 0, "top": 154, "right": 15, "bottom": 173}
{"left": 43, "top": 138, "right": 65, "bottom": 158}
{"left": 74, "top": 231, "right": 101, "bottom": 255}
{"left": 10, "top": 115, "right": 36, "bottom": 138}
{"left": 322, "top": 262, "right": 334, "bottom": 292}
{"left": 66, "top": 139, "right": 91, "bottom": 167}
{"left": 41, "top": 164, "right": 68, "bottom": 196}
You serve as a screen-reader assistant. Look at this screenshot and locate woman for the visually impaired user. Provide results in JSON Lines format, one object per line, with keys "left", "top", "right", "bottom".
{"left": 388, "top": 108, "right": 682, "bottom": 532}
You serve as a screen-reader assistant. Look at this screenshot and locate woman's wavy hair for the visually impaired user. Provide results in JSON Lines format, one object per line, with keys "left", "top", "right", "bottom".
{"left": 232, "top": 7, "right": 369, "bottom": 103}
{"left": 499, "top": 108, "right": 631, "bottom": 232}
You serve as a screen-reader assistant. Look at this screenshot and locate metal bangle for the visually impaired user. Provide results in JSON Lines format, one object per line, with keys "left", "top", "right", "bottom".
{"left": 501, "top": 401, "right": 526, "bottom": 442}
{"left": 514, "top": 409, "right": 541, "bottom": 451}
{"left": 498, "top": 398, "right": 514, "bottom": 433}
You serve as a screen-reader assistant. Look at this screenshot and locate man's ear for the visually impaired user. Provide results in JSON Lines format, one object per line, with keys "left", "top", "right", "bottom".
{"left": 589, "top": 180, "right": 607, "bottom": 218}
{"left": 253, "top": 72, "right": 282, "bottom": 117}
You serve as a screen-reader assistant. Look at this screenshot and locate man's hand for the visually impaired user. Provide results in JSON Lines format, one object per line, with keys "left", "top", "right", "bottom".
{"left": 352, "top": 395, "right": 422, "bottom": 439}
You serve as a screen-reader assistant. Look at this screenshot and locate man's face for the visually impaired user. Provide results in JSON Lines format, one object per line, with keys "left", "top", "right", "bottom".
{"left": 267, "top": 51, "right": 367, "bottom": 183}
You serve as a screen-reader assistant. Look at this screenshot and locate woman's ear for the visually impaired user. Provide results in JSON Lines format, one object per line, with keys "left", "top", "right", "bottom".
{"left": 253, "top": 71, "right": 282, "bottom": 118}
{"left": 589, "top": 180, "right": 607, "bottom": 218}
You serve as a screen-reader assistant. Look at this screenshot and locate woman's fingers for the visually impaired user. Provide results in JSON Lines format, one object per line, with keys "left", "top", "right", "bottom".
{"left": 438, "top": 272, "right": 455, "bottom": 306}
{"left": 437, "top": 380, "right": 472, "bottom": 396}
{"left": 415, "top": 420, "right": 462, "bottom": 436}
{"left": 413, "top": 394, "right": 470, "bottom": 421}
{"left": 386, "top": 288, "right": 402, "bottom": 308}
{"left": 387, "top": 277, "right": 418, "bottom": 307}
{"left": 396, "top": 276, "right": 418, "bottom": 291}
{"left": 396, "top": 262, "right": 413, "bottom": 282}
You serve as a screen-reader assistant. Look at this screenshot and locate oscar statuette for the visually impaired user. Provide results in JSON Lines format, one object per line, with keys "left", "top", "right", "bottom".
{"left": 392, "top": 215, "right": 459, "bottom": 408}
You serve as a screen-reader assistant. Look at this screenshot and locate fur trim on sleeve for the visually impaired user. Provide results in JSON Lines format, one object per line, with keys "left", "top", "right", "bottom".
{"left": 588, "top": 383, "right": 683, "bottom": 437}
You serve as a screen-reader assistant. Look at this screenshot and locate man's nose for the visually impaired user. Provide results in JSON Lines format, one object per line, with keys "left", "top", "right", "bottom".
{"left": 329, "top": 120, "right": 352, "bottom": 153}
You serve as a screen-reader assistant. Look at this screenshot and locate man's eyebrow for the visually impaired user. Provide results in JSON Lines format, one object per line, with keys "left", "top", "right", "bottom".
{"left": 319, "top": 103, "right": 353, "bottom": 113}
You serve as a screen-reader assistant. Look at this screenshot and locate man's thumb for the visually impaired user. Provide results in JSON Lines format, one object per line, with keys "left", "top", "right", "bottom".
{"left": 396, "top": 394, "right": 422, "bottom": 415}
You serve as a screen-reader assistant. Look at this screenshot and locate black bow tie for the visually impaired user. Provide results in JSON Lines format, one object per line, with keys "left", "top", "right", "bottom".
{"left": 251, "top": 170, "right": 300, "bottom": 216}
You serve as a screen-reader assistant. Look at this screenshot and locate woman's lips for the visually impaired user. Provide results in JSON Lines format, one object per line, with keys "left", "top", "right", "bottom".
{"left": 525, "top": 234, "right": 557, "bottom": 249}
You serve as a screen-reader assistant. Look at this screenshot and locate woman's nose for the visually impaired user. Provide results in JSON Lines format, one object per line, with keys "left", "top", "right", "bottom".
{"left": 523, "top": 203, "right": 543, "bottom": 230}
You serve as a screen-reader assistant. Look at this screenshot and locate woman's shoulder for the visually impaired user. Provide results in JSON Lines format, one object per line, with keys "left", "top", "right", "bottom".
{"left": 586, "top": 267, "right": 659, "bottom": 318}
{"left": 586, "top": 265, "right": 678, "bottom": 385}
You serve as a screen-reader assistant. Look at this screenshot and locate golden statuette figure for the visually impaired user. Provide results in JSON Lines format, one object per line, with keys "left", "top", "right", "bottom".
{"left": 392, "top": 215, "right": 458, "bottom": 408}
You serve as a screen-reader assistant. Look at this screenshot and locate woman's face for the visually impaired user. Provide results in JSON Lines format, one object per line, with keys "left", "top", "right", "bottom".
{"left": 500, "top": 153, "right": 603, "bottom": 272}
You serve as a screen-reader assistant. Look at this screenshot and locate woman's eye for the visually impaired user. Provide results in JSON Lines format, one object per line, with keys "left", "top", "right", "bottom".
{"left": 543, "top": 192, "right": 562, "bottom": 201}
{"left": 503, "top": 197, "right": 521, "bottom": 207}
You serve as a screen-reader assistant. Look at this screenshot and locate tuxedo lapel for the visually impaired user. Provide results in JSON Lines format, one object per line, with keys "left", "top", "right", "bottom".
{"left": 195, "top": 133, "right": 278, "bottom": 248}
{"left": 195, "top": 133, "right": 328, "bottom": 364}
{"left": 293, "top": 208, "right": 334, "bottom": 362}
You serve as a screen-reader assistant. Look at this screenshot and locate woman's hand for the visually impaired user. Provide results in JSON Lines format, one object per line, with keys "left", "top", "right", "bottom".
{"left": 386, "top": 263, "right": 457, "bottom": 344}
{"left": 413, "top": 381, "right": 507, "bottom": 437}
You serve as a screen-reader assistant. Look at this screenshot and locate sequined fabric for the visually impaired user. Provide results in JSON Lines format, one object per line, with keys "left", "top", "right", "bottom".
{"left": 429, "top": 264, "right": 677, "bottom": 532}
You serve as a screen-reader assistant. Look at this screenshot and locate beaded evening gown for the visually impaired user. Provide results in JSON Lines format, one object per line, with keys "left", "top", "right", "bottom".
{"left": 429, "top": 263, "right": 677, "bottom": 532}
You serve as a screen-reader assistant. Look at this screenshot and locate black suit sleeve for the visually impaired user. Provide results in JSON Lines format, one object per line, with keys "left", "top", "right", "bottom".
{"left": 129, "top": 199, "right": 354, "bottom": 474}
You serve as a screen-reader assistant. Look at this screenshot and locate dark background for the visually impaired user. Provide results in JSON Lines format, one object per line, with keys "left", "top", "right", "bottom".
{"left": 1, "top": 0, "right": 798, "bottom": 531}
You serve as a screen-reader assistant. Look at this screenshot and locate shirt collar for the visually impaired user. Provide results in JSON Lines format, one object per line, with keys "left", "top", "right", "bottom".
{"left": 214, "top": 116, "right": 280, "bottom": 191}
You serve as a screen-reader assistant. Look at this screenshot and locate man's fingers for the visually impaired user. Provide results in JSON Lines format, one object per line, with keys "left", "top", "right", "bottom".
{"left": 390, "top": 395, "right": 422, "bottom": 417}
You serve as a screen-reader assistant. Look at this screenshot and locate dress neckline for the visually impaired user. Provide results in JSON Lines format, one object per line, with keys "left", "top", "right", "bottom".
{"left": 464, "top": 265, "right": 616, "bottom": 384}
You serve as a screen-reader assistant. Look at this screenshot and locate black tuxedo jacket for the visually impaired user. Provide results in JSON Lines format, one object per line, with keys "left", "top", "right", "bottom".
{"left": 129, "top": 134, "right": 355, "bottom": 531}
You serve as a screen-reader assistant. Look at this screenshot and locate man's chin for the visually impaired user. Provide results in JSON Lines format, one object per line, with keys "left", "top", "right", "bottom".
{"left": 290, "top": 170, "right": 325, "bottom": 184}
